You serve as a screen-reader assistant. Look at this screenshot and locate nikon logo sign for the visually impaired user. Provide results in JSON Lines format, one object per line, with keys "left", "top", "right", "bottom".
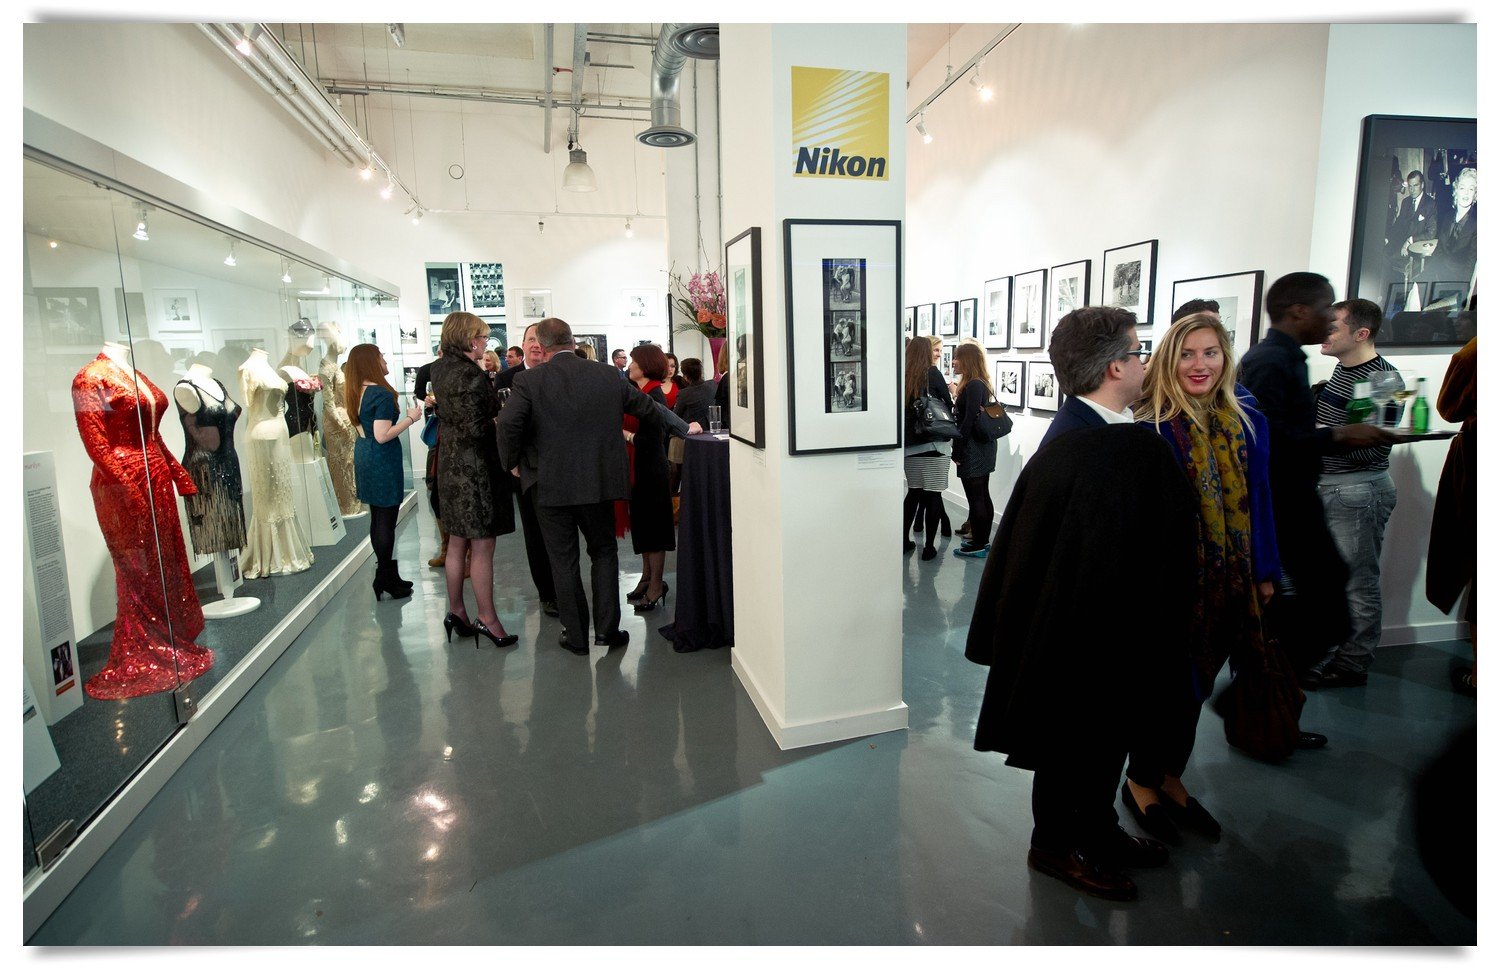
{"left": 791, "top": 67, "right": 890, "bottom": 181}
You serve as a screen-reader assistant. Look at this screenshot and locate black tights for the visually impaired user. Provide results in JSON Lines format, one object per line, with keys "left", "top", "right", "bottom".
{"left": 902, "top": 489, "right": 944, "bottom": 548}
{"left": 960, "top": 474, "right": 994, "bottom": 547}
{"left": 369, "top": 504, "right": 399, "bottom": 566}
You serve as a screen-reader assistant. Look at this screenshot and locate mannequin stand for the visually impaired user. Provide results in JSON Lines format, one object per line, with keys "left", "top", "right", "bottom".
{"left": 202, "top": 552, "right": 260, "bottom": 619}
{"left": 287, "top": 437, "right": 348, "bottom": 547}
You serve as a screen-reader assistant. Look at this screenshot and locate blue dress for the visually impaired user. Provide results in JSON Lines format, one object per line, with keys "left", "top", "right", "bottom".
{"left": 354, "top": 386, "right": 404, "bottom": 507}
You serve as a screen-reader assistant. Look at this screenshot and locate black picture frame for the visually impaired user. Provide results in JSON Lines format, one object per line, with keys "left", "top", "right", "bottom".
{"left": 1170, "top": 270, "right": 1265, "bottom": 358}
{"left": 982, "top": 276, "right": 1011, "bottom": 350}
{"left": 1347, "top": 114, "right": 1476, "bottom": 347}
{"left": 915, "top": 303, "right": 935, "bottom": 336}
{"left": 1026, "top": 359, "right": 1061, "bottom": 412}
{"left": 1011, "top": 268, "right": 1047, "bottom": 349}
{"left": 425, "top": 264, "right": 461, "bottom": 318}
{"left": 725, "top": 226, "right": 765, "bottom": 448}
{"left": 1102, "top": 239, "right": 1158, "bottom": 327}
{"left": 783, "top": 219, "right": 902, "bottom": 455}
{"left": 959, "top": 297, "right": 979, "bottom": 340}
{"left": 1049, "top": 259, "right": 1091, "bottom": 329}
{"left": 938, "top": 300, "right": 958, "bottom": 337}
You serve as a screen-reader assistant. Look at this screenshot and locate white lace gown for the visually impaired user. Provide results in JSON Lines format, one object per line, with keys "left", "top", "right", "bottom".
{"left": 240, "top": 366, "right": 314, "bottom": 577}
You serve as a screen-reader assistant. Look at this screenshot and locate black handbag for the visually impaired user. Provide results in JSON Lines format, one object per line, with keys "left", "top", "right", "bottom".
{"left": 909, "top": 393, "right": 961, "bottom": 442}
{"left": 974, "top": 397, "right": 1013, "bottom": 442}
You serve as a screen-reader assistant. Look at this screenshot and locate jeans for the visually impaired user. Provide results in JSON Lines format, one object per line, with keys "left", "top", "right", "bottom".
{"left": 1315, "top": 470, "right": 1398, "bottom": 674}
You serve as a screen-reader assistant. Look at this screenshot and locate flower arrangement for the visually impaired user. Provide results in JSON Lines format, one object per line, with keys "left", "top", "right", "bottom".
{"left": 670, "top": 267, "right": 727, "bottom": 338}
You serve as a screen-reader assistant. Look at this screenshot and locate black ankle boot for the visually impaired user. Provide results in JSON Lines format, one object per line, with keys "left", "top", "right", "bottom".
{"left": 373, "top": 561, "right": 413, "bottom": 601}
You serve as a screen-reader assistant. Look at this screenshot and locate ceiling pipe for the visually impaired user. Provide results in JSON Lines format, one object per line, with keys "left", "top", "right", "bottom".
{"left": 248, "top": 24, "right": 373, "bottom": 169}
{"left": 325, "top": 79, "right": 651, "bottom": 112}
{"left": 638, "top": 23, "right": 718, "bottom": 148}
{"left": 569, "top": 23, "right": 589, "bottom": 115}
{"left": 542, "top": 24, "right": 555, "bottom": 153}
{"left": 196, "top": 25, "right": 346, "bottom": 160}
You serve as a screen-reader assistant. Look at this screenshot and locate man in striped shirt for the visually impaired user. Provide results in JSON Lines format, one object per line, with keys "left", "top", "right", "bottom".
{"left": 1308, "top": 298, "right": 1400, "bottom": 688}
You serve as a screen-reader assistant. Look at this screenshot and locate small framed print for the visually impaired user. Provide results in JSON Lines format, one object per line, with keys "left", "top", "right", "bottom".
{"left": 982, "top": 276, "right": 1011, "bottom": 350}
{"left": 521, "top": 290, "right": 552, "bottom": 320}
{"left": 1102, "top": 239, "right": 1158, "bottom": 326}
{"left": 154, "top": 289, "right": 201, "bottom": 334}
{"left": 1027, "top": 359, "right": 1060, "bottom": 412}
{"left": 784, "top": 218, "right": 902, "bottom": 454}
{"left": 991, "top": 358, "right": 1025, "bottom": 408}
{"left": 1170, "top": 270, "right": 1265, "bottom": 359}
{"left": 35, "top": 287, "right": 105, "bottom": 349}
{"left": 938, "top": 342, "right": 954, "bottom": 382}
{"left": 916, "top": 302, "right": 935, "bottom": 336}
{"left": 1011, "top": 269, "right": 1047, "bottom": 349}
{"left": 903, "top": 305, "right": 915, "bottom": 337}
{"left": 959, "top": 298, "right": 978, "bottom": 340}
{"left": 725, "top": 226, "right": 765, "bottom": 448}
{"left": 938, "top": 300, "right": 958, "bottom": 337}
{"left": 1049, "top": 260, "right": 1091, "bottom": 329}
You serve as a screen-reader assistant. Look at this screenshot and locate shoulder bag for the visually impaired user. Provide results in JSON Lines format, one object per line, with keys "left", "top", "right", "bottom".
{"left": 909, "top": 392, "right": 961, "bottom": 443}
{"left": 974, "top": 396, "right": 1014, "bottom": 442}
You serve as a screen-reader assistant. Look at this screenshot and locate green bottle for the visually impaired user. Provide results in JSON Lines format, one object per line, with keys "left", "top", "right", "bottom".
{"left": 1411, "top": 377, "right": 1430, "bottom": 434}
{"left": 1345, "top": 380, "right": 1374, "bottom": 425}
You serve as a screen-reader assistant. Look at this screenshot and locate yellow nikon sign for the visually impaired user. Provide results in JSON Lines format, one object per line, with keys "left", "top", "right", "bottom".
{"left": 791, "top": 66, "right": 890, "bottom": 180}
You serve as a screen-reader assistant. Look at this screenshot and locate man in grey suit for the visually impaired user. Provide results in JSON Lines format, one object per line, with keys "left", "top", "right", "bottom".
{"left": 498, "top": 319, "right": 698, "bottom": 655}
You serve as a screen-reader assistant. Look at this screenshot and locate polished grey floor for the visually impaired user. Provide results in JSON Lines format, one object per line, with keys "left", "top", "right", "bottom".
{"left": 31, "top": 503, "right": 1477, "bottom": 944}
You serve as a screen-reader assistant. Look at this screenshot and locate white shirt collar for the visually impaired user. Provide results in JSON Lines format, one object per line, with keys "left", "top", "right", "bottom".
{"left": 1077, "top": 394, "right": 1136, "bottom": 425}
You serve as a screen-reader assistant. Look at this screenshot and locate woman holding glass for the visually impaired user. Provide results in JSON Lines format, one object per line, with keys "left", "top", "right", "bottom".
{"left": 621, "top": 344, "right": 677, "bottom": 610}
{"left": 431, "top": 312, "right": 518, "bottom": 648}
{"left": 345, "top": 344, "right": 423, "bottom": 600}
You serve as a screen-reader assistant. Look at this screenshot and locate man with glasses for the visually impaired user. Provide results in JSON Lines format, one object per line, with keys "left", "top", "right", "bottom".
{"left": 1038, "top": 306, "right": 1150, "bottom": 450}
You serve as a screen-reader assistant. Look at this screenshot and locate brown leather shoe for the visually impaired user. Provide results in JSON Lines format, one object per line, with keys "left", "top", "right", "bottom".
{"left": 1027, "top": 846, "right": 1138, "bottom": 901}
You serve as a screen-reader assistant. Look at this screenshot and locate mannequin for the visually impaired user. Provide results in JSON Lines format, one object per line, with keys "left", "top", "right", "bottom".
{"left": 280, "top": 318, "right": 322, "bottom": 464}
{"left": 175, "top": 363, "right": 260, "bottom": 618}
{"left": 239, "top": 348, "right": 314, "bottom": 577}
{"left": 74, "top": 342, "right": 214, "bottom": 699}
{"left": 317, "top": 321, "right": 366, "bottom": 518}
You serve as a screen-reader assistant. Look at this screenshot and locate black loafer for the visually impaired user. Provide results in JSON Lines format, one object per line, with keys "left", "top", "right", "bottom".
{"left": 1101, "top": 826, "right": 1170, "bottom": 869}
{"left": 1121, "top": 782, "right": 1181, "bottom": 845}
{"left": 1295, "top": 731, "right": 1329, "bottom": 750}
{"left": 1299, "top": 670, "right": 1323, "bottom": 691}
{"left": 1027, "top": 846, "right": 1137, "bottom": 902}
{"left": 557, "top": 632, "right": 589, "bottom": 655}
{"left": 1160, "top": 795, "right": 1222, "bottom": 840}
{"left": 1316, "top": 668, "right": 1368, "bottom": 688}
{"left": 595, "top": 629, "right": 629, "bottom": 650}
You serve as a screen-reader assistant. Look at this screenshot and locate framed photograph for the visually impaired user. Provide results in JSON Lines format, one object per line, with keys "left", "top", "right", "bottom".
{"left": 1102, "top": 239, "right": 1158, "bottom": 326}
{"left": 938, "top": 300, "right": 958, "bottom": 337}
{"left": 938, "top": 343, "right": 954, "bottom": 382}
{"left": 982, "top": 276, "right": 1011, "bottom": 350}
{"left": 959, "top": 298, "right": 978, "bottom": 340}
{"left": 903, "top": 306, "right": 915, "bottom": 337}
{"left": 1026, "top": 359, "right": 1061, "bottom": 412}
{"left": 401, "top": 365, "right": 420, "bottom": 392}
{"left": 1347, "top": 115, "right": 1476, "bottom": 346}
{"left": 575, "top": 333, "right": 609, "bottom": 362}
{"left": 783, "top": 219, "right": 901, "bottom": 454}
{"left": 726, "top": 227, "right": 765, "bottom": 448}
{"left": 35, "top": 287, "right": 104, "bottom": 348}
{"left": 520, "top": 290, "right": 551, "bottom": 320}
{"left": 622, "top": 288, "right": 657, "bottom": 321}
{"left": 486, "top": 323, "right": 508, "bottom": 354}
{"left": 426, "top": 264, "right": 461, "bottom": 317}
{"left": 154, "top": 288, "right": 200, "bottom": 335}
{"left": 1170, "top": 270, "right": 1265, "bottom": 358}
{"left": 915, "top": 303, "right": 935, "bottom": 337}
{"left": 1049, "top": 259, "right": 1091, "bottom": 329}
{"left": 464, "top": 261, "right": 505, "bottom": 311}
{"left": 991, "top": 358, "right": 1025, "bottom": 408}
{"left": 1011, "top": 269, "right": 1047, "bottom": 349}
{"left": 399, "top": 323, "right": 419, "bottom": 346}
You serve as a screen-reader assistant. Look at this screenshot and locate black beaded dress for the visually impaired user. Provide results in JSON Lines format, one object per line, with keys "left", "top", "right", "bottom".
{"left": 175, "top": 378, "right": 249, "bottom": 555}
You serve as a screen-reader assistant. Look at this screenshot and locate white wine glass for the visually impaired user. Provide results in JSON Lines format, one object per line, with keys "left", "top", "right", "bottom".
{"left": 1368, "top": 371, "right": 1402, "bottom": 426}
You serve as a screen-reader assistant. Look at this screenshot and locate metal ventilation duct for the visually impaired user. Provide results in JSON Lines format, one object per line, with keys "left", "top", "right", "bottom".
{"left": 637, "top": 22, "right": 718, "bottom": 149}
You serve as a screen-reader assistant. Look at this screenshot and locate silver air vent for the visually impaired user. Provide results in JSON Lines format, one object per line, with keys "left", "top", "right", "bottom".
{"left": 667, "top": 24, "right": 719, "bottom": 59}
{"left": 637, "top": 23, "right": 719, "bottom": 149}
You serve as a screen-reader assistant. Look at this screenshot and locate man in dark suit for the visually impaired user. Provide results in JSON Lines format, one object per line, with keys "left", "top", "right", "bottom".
{"left": 1037, "top": 306, "right": 1150, "bottom": 451}
{"left": 498, "top": 319, "right": 698, "bottom": 655}
{"left": 1387, "top": 170, "right": 1438, "bottom": 258}
{"left": 494, "top": 323, "right": 557, "bottom": 615}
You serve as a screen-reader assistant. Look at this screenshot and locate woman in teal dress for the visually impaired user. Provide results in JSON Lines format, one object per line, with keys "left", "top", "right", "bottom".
{"left": 345, "top": 344, "right": 422, "bottom": 601}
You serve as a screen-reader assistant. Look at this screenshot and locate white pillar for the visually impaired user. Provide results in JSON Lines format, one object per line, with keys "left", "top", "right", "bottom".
{"left": 721, "top": 25, "right": 907, "bottom": 749}
{"left": 663, "top": 59, "right": 722, "bottom": 371}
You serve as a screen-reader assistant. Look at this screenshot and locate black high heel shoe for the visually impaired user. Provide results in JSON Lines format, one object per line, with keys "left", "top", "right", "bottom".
{"left": 473, "top": 618, "right": 519, "bottom": 648}
{"left": 374, "top": 573, "right": 413, "bottom": 601}
{"left": 633, "top": 586, "right": 669, "bottom": 613}
{"left": 443, "top": 613, "right": 477, "bottom": 643}
{"left": 1121, "top": 781, "right": 1181, "bottom": 845}
{"left": 625, "top": 582, "right": 650, "bottom": 604}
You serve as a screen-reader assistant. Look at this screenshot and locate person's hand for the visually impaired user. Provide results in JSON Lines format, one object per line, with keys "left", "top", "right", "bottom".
{"left": 424, "top": 394, "right": 436, "bottom": 407}
{"left": 688, "top": 422, "right": 704, "bottom": 435}
{"left": 510, "top": 467, "right": 520, "bottom": 478}
{"left": 1258, "top": 581, "right": 1275, "bottom": 606}
{"left": 623, "top": 429, "right": 634, "bottom": 443}
{"left": 405, "top": 405, "right": 422, "bottom": 423}
{"left": 1333, "top": 423, "right": 1397, "bottom": 447}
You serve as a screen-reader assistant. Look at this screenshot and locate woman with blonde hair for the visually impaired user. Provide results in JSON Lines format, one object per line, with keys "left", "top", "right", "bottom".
{"left": 1123, "top": 312, "right": 1279, "bottom": 843}
{"left": 430, "top": 312, "right": 518, "bottom": 648}
{"left": 903, "top": 336, "right": 951, "bottom": 560}
{"left": 951, "top": 343, "right": 1004, "bottom": 558}
{"left": 345, "top": 344, "right": 424, "bottom": 599}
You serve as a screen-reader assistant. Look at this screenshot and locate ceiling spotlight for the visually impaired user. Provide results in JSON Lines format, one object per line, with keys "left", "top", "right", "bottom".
{"left": 234, "top": 32, "right": 253, "bottom": 56}
{"left": 280, "top": 258, "right": 292, "bottom": 284}
{"left": 625, "top": 219, "right": 634, "bottom": 238}
{"left": 410, "top": 207, "right": 423, "bottom": 226}
{"left": 562, "top": 142, "right": 597, "bottom": 192}
{"left": 49, "top": 240, "right": 58, "bottom": 249}
{"left": 223, "top": 239, "right": 237, "bottom": 267}
{"left": 132, "top": 205, "right": 149, "bottom": 242}
{"left": 360, "top": 164, "right": 375, "bottom": 181}
{"left": 388, "top": 23, "right": 405, "bottom": 48}
{"left": 916, "top": 114, "right": 932, "bottom": 144}
{"left": 379, "top": 175, "right": 394, "bottom": 200}
{"left": 969, "top": 64, "right": 994, "bottom": 102}
{"left": 538, "top": 219, "right": 545, "bottom": 234}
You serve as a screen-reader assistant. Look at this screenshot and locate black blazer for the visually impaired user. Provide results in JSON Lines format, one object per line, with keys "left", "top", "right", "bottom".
{"left": 1037, "top": 395, "right": 1105, "bottom": 451}
{"left": 497, "top": 351, "right": 666, "bottom": 507}
{"left": 674, "top": 380, "right": 718, "bottom": 428}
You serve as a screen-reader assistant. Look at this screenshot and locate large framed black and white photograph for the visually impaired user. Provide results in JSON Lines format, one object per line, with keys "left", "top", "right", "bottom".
{"left": 991, "top": 358, "right": 1025, "bottom": 408}
{"left": 1171, "top": 270, "right": 1265, "bottom": 358}
{"left": 938, "top": 300, "right": 958, "bottom": 337}
{"left": 982, "top": 276, "right": 1011, "bottom": 350}
{"left": 464, "top": 261, "right": 506, "bottom": 312}
{"left": 1011, "top": 268, "right": 1047, "bottom": 349}
{"left": 1102, "top": 239, "right": 1157, "bottom": 326}
{"left": 1049, "top": 259, "right": 1091, "bottom": 328}
{"left": 36, "top": 287, "right": 105, "bottom": 348}
{"left": 959, "top": 298, "right": 978, "bottom": 340}
{"left": 916, "top": 303, "right": 935, "bottom": 337}
{"left": 1347, "top": 114, "right": 1476, "bottom": 346}
{"left": 784, "top": 219, "right": 901, "bottom": 454}
{"left": 726, "top": 226, "right": 765, "bottom": 447}
{"left": 426, "top": 264, "right": 462, "bottom": 318}
{"left": 1027, "top": 359, "right": 1060, "bottom": 412}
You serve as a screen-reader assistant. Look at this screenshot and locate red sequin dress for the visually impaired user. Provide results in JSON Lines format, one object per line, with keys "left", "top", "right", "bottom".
{"left": 73, "top": 355, "right": 213, "bottom": 700}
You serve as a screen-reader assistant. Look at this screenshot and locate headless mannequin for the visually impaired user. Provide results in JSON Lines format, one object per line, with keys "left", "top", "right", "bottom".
{"left": 101, "top": 340, "right": 133, "bottom": 373}
{"left": 316, "top": 321, "right": 366, "bottom": 518}
{"left": 174, "top": 362, "right": 225, "bottom": 414}
{"left": 281, "top": 327, "right": 320, "bottom": 464}
{"left": 241, "top": 349, "right": 288, "bottom": 442}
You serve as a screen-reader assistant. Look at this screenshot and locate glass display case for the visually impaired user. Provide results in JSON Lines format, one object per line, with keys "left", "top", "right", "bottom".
{"left": 21, "top": 151, "right": 406, "bottom": 890}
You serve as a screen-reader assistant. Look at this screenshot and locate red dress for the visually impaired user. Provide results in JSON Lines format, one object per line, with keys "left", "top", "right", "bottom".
{"left": 73, "top": 355, "right": 213, "bottom": 700}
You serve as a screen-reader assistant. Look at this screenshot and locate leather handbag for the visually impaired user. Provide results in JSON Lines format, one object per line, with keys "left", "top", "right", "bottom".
{"left": 974, "top": 398, "right": 1014, "bottom": 442}
{"left": 909, "top": 393, "right": 961, "bottom": 443}
{"left": 420, "top": 414, "right": 440, "bottom": 448}
{"left": 1213, "top": 633, "right": 1306, "bottom": 763}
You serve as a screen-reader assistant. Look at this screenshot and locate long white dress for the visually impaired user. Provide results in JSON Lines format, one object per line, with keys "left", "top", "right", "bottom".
{"left": 319, "top": 353, "right": 365, "bottom": 516}
{"left": 239, "top": 359, "right": 314, "bottom": 577}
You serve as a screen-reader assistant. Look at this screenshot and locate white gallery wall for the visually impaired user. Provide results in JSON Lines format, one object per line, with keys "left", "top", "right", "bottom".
{"left": 904, "top": 22, "right": 1475, "bottom": 644}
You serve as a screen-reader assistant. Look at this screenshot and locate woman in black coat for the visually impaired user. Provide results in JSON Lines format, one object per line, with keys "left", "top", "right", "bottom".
{"left": 622, "top": 344, "right": 677, "bottom": 611}
{"left": 912, "top": 334, "right": 955, "bottom": 540}
{"left": 951, "top": 343, "right": 1001, "bottom": 558}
